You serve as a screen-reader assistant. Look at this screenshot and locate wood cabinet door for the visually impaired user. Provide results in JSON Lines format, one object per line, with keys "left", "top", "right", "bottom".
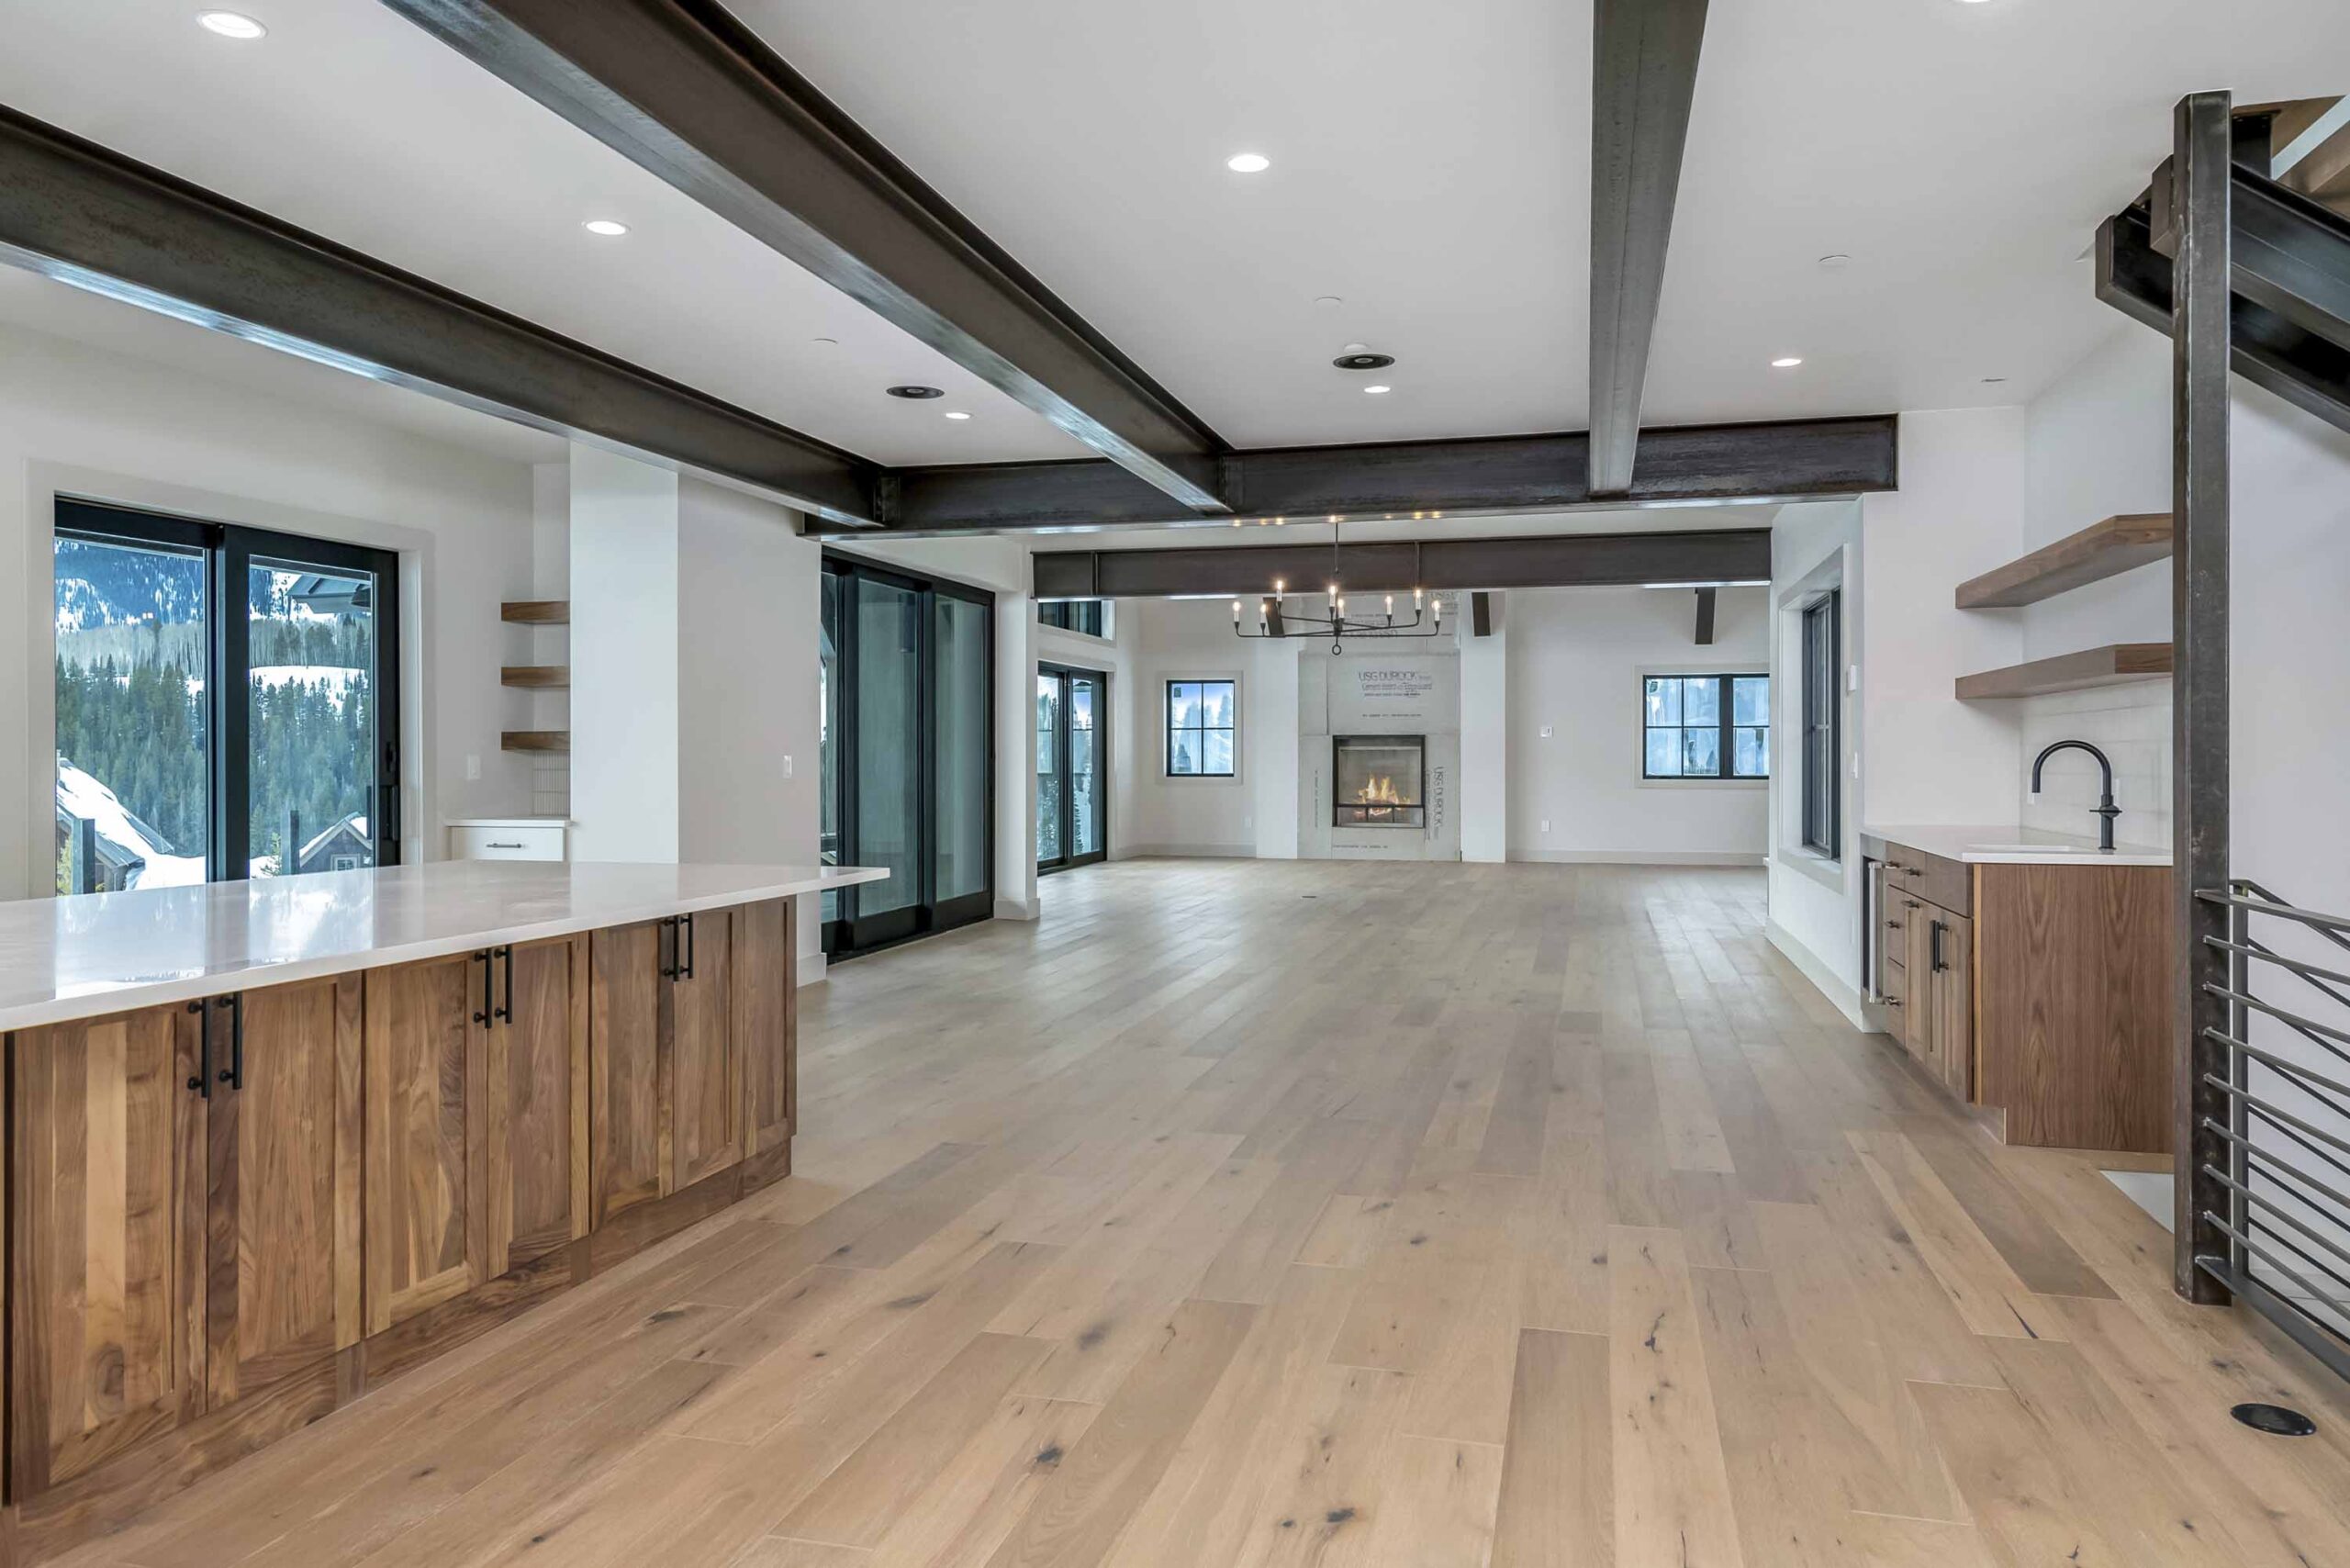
{"left": 492, "top": 934, "right": 589, "bottom": 1271}
{"left": 363, "top": 952, "right": 489, "bottom": 1336}
{"left": 669, "top": 908, "right": 742, "bottom": 1192}
{"left": 1930, "top": 910, "right": 1975, "bottom": 1102}
{"left": 590, "top": 921, "right": 667, "bottom": 1226}
{"left": 10, "top": 1003, "right": 207, "bottom": 1495}
{"left": 207, "top": 975, "right": 364, "bottom": 1411}
{"left": 733, "top": 899, "right": 795, "bottom": 1159}
{"left": 1900, "top": 899, "right": 1938, "bottom": 1068}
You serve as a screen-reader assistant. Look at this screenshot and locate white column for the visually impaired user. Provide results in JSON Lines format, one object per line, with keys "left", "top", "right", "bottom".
{"left": 995, "top": 588, "right": 1038, "bottom": 919}
{"left": 1459, "top": 593, "right": 1508, "bottom": 863}
{"left": 1252, "top": 635, "right": 1302, "bottom": 858}
{"left": 567, "top": 445, "right": 680, "bottom": 863}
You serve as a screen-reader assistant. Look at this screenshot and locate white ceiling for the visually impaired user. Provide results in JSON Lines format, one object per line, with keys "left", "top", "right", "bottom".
{"left": 0, "top": 0, "right": 1091, "bottom": 465}
{"left": 2, "top": 0, "right": 2346, "bottom": 478}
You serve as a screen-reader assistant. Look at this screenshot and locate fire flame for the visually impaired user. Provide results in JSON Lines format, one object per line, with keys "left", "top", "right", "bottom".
{"left": 1354, "top": 774, "right": 1408, "bottom": 806}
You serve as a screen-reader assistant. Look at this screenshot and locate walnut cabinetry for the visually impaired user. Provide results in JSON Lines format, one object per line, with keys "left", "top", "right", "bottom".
{"left": 1868, "top": 834, "right": 2169, "bottom": 1152}
{"left": 0, "top": 897, "right": 797, "bottom": 1562}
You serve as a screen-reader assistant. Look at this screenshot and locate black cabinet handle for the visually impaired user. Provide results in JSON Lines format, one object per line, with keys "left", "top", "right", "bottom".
{"left": 485, "top": 841, "right": 525, "bottom": 850}
{"left": 682, "top": 913, "right": 696, "bottom": 980}
{"left": 658, "top": 917, "right": 678, "bottom": 980}
{"left": 188, "top": 1000, "right": 210, "bottom": 1097}
{"left": 219, "top": 992, "right": 243, "bottom": 1091}
{"left": 496, "top": 945, "right": 514, "bottom": 1022}
{"left": 473, "top": 948, "right": 493, "bottom": 1024}
{"left": 1930, "top": 921, "right": 1946, "bottom": 973}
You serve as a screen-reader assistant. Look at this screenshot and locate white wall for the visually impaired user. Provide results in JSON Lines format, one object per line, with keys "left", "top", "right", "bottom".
{"left": 3, "top": 315, "right": 537, "bottom": 898}
{"left": 1505, "top": 586, "right": 1768, "bottom": 864}
{"left": 568, "top": 445, "right": 680, "bottom": 863}
{"left": 528, "top": 461, "right": 572, "bottom": 817}
{"left": 1460, "top": 600, "right": 1508, "bottom": 864}
{"left": 1123, "top": 599, "right": 1259, "bottom": 857}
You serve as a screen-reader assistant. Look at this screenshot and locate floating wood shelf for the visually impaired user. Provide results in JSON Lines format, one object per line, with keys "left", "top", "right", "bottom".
{"left": 1955, "top": 643, "right": 2173, "bottom": 700}
{"left": 500, "top": 730, "right": 571, "bottom": 754}
{"left": 1955, "top": 513, "right": 2172, "bottom": 609}
{"left": 501, "top": 666, "right": 570, "bottom": 689}
{"left": 500, "top": 599, "right": 569, "bottom": 625}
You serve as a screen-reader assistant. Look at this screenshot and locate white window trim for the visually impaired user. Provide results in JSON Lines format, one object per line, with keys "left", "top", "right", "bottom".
{"left": 1162, "top": 673, "right": 1242, "bottom": 783}
{"left": 1632, "top": 663, "right": 1770, "bottom": 791}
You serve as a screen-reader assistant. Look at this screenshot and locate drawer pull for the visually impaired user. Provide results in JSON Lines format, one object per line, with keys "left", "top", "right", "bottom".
{"left": 486, "top": 840, "right": 525, "bottom": 849}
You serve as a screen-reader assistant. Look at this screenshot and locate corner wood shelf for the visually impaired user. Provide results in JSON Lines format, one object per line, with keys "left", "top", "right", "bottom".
{"left": 501, "top": 666, "right": 569, "bottom": 689}
{"left": 501, "top": 599, "right": 569, "bottom": 625}
{"left": 1954, "top": 513, "right": 2172, "bottom": 609}
{"left": 1954, "top": 643, "right": 2172, "bottom": 700}
{"left": 500, "top": 730, "right": 571, "bottom": 754}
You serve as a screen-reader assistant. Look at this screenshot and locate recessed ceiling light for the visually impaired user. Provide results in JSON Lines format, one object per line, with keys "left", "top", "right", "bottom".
{"left": 1981, "top": 375, "right": 2008, "bottom": 385}
{"left": 811, "top": 336, "right": 839, "bottom": 346}
{"left": 1225, "top": 152, "right": 1271, "bottom": 174}
{"left": 1771, "top": 355, "right": 1804, "bottom": 368}
{"left": 1314, "top": 296, "right": 1344, "bottom": 308}
{"left": 582, "top": 218, "right": 629, "bottom": 237}
{"left": 1333, "top": 352, "right": 1395, "bottom": 372}
{"left": 886, "top": 385, "right": 945, "bottom": 400}
{"left": 944, "top": 410, "right": 972, "bottom": 420}
{"left": 198, "top": 10, "right": 266, "bottom": 39}
{"left": 1817, "top": 253, "right": 1852, "bottom": 270}
{"left": 1364, "top": 385, "right": 1392, "bottom": 395}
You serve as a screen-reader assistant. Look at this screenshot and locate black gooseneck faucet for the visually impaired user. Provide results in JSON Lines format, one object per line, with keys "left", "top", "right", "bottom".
{"left": 2031, "top": 739, "right": 2121, "bottom": 851}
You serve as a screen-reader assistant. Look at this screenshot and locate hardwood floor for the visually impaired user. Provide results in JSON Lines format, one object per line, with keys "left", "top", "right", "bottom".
{"left": 49, "top": 858, "right": 2350, "bottom": 1568}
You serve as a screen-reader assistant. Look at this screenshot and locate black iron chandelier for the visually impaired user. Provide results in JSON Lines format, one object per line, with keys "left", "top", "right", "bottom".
{"left": 1231, "top": 523, "right": 1447, "bottom": 653}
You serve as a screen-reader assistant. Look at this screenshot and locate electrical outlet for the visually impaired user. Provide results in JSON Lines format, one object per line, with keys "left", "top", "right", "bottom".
{"left": 1846, "top": 664, "right": 1859, "bottom": 692}
{"left": 1243, "top": 814, "right": 1254, "bottom": 829}
{"left": 1540, "top": 818, "right": 1551, "bottom": 834}
{"left": 1539, "top": 724, "right": 1554, "bottom": 739}
{"left": 464, "top": 753, "right": 481, "bottom": 782}
{"left": 781, "top": 755, "right": 794, "bottom": 779}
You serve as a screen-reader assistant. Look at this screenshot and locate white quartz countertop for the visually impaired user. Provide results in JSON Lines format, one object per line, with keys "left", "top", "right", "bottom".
{"left": 1862, "top": 823, "right": 2172, "bottom": 868}
{"left": 0, "top": 860, "right": 889, "bottom": 1033}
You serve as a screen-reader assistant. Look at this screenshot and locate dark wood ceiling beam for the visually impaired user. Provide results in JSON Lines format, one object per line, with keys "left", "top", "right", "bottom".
{"left": 1587, "top": 0, "right": 1710, "bottom": 496}
{"left": 385, "top": 0, "right": 1228, "bottom": 515}
{"left": 0, "top": 105, "right": 878, "bottom": 521}
{"left": 1032, "top": 528, "right": 1772, "bottom": 600}
{"left": 837, "top": 415, "right": 1897, "bottom": 538}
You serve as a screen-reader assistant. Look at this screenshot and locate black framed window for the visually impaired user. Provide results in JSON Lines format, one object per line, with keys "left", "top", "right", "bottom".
{"left": 53, "top": 498, "right": 400, "bottom": 891}
{"left": 1039, "top": 599, "right": 1109, "bottom": 637}
{"left": 1037, "top": 664, "right": 1108, "bottom": 873}
{"left": 1165, "top": 679, "right": 1236, "bottom": 777}
{"left": 1642, "top": 673, "right": 1768, "bottom": 780}
{"left": 819, "top": 553, "right": 995, "bottom": 958}
{"left": 1801, "top": 593, "right": 1841, "bottom": 855}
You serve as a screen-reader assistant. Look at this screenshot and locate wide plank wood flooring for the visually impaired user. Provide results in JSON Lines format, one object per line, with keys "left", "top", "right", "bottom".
{"left": 52, "top": 858, "right": 2350, "bottom": 1568}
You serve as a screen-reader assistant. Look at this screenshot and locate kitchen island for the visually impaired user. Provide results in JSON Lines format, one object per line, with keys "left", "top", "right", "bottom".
{"left": 0, "top": 859, "right": 884, "bottom": 1564}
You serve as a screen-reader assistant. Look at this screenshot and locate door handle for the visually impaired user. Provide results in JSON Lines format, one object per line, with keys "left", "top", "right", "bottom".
{"left": 188, "top": 1000, "right": 211, "bottom": 1097}
{"left": 496, "top": 945, "right": 514, "bottom": 1022}
{"left": 218, "top": 992, "right": 243, "bottom": 1090}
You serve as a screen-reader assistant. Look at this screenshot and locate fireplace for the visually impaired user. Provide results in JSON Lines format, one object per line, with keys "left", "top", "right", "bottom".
{"left": 1333, "top": 734, "right": 1426, "bottom": 827}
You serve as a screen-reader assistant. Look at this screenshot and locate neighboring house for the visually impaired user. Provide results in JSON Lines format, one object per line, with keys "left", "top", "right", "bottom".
{"left": 54, "top": 756, "right": 204, "bottom": 892}
{"left": 294, "top": 813, "right": 372, "bottom": 874}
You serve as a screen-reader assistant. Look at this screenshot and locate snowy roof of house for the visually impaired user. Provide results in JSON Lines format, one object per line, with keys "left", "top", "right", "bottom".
{"left": 54, "top": 757, "right": 205, "bottom": 889}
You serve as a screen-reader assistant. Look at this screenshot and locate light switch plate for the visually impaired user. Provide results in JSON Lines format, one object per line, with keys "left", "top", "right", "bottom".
{"left": 1539, "top": 724, "right": 1554, "bottom": 739}
{"left": 781, "top": 755, "right": 794, "bottom": 779}
{"left": 464, "top": 753, "right": 481, "bottom": 781}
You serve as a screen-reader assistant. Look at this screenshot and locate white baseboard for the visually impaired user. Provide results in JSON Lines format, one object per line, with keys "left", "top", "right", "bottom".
{"left": 1508, "top": 848, "right": 1768, "bottom": 867}
{"left": 1764, "top": 918, "right": 1870, "bottom": 1029}
{"left": 796, "top": 951, "right": 827, "bottom": 987}
{"left": 1118, "top": 844, "right": 1258, "bottom": 860}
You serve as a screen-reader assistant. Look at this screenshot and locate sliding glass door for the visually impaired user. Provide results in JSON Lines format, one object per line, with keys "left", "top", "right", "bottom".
{"left": 53, "top": 498, "right": 399, "bottom": 891}
{"left": 819, "top": 555, "right": 994, "bottom": 956}
{"left": 1036, "top": 664, "right": 1107, "bottom": 873}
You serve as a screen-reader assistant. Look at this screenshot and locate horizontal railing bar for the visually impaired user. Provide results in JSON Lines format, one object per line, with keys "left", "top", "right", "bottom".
{"left": 2195, "top": 1253, "right": 2350, "bottom": 1382}
{"left": 2204, "top": 934, "right": 2350, "bottom": 1002}
{"left": 2203, "top": 1070, "right": 2350, "bottom": 1152}
{"left": 2205, "top": 883, "right": 2350, "bottom": 946}
{"left": 2200, "top": 1163, "right": 2350, "bottom": 1283}
{"left": 2204, "top": 1212, "right": 2350, "bottom": 1324}
{"left": 2204, "top": 984, "right": 2350, "bottom": 1052}
{"left": 2204, "top": 1023, "right": 2350, "bottom": 1098}
{"left": 2207, "top": 1107, "right": 2350, "bottom": 1194}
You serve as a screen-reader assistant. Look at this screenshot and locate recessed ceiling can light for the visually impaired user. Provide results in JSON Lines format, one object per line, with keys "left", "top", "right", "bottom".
{"left": 1314, "top": 296, "right": 1344, "bottom": 308}
{"left": 1364, "top": 385, "right": 1392, "bottom": 395}
{"left": 1817, "top": 253, "right": 1852, "bottom": 270}
{"left": 582, "top": 218, "right": 630, "bottom": 237}
{"left": 1771, "top": 355, "right": 1804, "bottom": 368}
{"left": 199, "top": 10, "right": 267, "bottom": 38}
{"left": 1226, "top": 152, "right": 1271, "bottom": 174}
{"left": 886, "top": 385, "right": 945, "bottom": 399}
{"left": 811, "top": 336, "right": 838, "bottom": 346}
{"left": 943, "top": 410, "right": 971, "bottom": 420}
{"left": 1333, "top": 352, "right": 1395, "bottom": 371}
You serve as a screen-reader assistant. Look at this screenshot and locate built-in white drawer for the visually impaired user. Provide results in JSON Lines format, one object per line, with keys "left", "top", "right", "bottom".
{"left": 449, "top": 823, "right": 567, "bottom": 862}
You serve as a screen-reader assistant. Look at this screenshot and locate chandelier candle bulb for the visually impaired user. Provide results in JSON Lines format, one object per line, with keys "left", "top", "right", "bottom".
{"left": 1231, "top": 599, "right": 1242, "bottom": 623}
